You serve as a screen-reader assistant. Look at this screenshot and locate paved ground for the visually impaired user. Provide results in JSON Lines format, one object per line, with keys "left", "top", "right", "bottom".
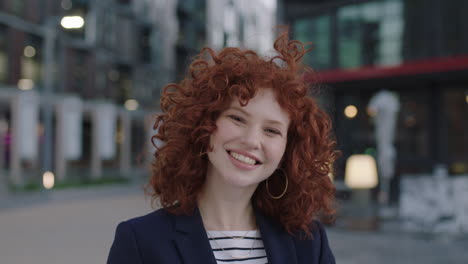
{"left": 1, "top": 182, "right": 467, "bottom": 264}
{"left": 328, "top": 227, "right": 468, "bottom": 264}
{"left": 0, "top": 183, "right": 152, "bottom": 264}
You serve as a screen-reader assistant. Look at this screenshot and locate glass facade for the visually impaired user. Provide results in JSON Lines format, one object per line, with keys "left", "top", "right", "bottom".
{"left": 289, "top": 0, "right": 468, "bottom": 181}
{"left": 293, "top": 0, "right": 468, "bottom": 71}
{"left": 176, "top": 0, "right": 206, "bottom": 78}
{"left": 333, "top": 90, "right": 432, "bottom": 162}
{"left": 403, "top": 0, "right": 468, "bottom": 60}
{"left": 334, "top": 91, "right": 375, "bottom": 156}
{"left": 294, "top": 0, "right": 405, "bottom": 70}
{"left": 337, "top": 5, "right": 362, "bottom": 69}
{"left": 337, "top": 0, "right": 404, "bottom": 68}
{"left": 396, "top": 91, "right": 431, "bottom": 162}
{"left": 335, "top": 86, "right": 468, "bottom": 177}
{"left": 444, "top": 87, "right": 468, "bottom": 174}
{"left": 294, "top": 15, "right": 331, "bottom": 70}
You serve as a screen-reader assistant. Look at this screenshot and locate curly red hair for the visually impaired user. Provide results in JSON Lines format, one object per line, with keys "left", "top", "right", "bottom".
{"left": 148, "top": 30, "right": 338, "bottom": 237}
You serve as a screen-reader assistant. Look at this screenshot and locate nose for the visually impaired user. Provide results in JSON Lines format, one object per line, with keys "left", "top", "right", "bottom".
{"left": 240, "top": 126, "right": 261, "bottom": 150}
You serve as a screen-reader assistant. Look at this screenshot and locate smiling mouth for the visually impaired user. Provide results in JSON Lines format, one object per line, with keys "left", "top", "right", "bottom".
{"left": 227, "top": 151, "right": 262, "bottom": 165}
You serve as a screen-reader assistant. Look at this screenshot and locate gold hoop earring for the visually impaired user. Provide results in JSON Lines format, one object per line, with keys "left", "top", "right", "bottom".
{"left": 266, "top": 168, "right": 288, "bottom": 199}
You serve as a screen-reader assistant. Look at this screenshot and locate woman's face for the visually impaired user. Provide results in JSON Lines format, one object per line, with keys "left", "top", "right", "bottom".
{"left": 207, "top": 89, "right": 290, "bottom": 190}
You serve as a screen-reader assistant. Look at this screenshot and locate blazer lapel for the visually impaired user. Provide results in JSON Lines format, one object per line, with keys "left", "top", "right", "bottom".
{"left": 173, "top": 208, "right": 217, "bottom": 264}
{"left": 255, "top": 209, "right": 298, "bottom": 264}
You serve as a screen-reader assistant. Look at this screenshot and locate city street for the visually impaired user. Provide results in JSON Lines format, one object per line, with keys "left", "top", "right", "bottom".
{"left": 1, "top": 1, "right": 467, "bottom": 263}
{"left": 1, "top": 182, "right": 467, "bottom": 264}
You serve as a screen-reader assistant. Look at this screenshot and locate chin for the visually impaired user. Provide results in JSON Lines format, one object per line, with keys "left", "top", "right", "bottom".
{"left": 223, "top": 173, "right": 267, "bottom": 190}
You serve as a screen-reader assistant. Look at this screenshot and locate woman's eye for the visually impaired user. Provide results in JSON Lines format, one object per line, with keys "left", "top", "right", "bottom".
{"left": 265, "top": 128, "right": 281, "bottom": 135}
{"left": 228, "top": 115, "right": 244, "bottom": 123}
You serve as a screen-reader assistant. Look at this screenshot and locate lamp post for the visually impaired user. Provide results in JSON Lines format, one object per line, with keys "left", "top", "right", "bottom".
{"left": 344, "top": 154, "right": 379, "bottom": 230}
{"left": 41, "top": 16, "right": 84, "bottom": 182}
{"left": 41, "top": 18, "right": 57, "bottom": 177}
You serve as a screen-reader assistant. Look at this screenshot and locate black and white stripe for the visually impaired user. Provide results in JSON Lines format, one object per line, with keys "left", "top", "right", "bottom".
{"left": 207, "top": 230, "right": 268, "bottom": 264}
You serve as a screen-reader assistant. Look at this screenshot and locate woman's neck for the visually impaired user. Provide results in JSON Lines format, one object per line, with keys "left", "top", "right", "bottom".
{"left": 197, "top": 179, "right": 257, "bottom": 231}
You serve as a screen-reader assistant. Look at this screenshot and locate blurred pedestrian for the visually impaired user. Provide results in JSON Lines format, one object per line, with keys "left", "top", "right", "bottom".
{"left": 107, "top": 29, "right": 338, "bottom": 264}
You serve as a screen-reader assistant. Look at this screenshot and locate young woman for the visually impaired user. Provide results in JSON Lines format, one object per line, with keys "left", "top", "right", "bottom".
{"left": 107, "top": 30, "right": 338, "bottom": 264}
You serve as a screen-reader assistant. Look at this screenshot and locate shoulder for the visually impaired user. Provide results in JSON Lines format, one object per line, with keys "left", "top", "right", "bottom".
{"left": 291, "top": 220, "right": 336, "bottom": 264}
{"left": 108, "top": 208, "right": 177, "bottom": 263}
{"left": 309, "top": 220, "right": 329, "bottom": 240}
{"left": 126, "top": 208, "right": 173, "bottom": 226}
{"left": 118, "top": 208, "right": 174, "bottom": 238}
{"left": 109, "top": 209, "right": 176, "bottom": 253}
{"left": 290, "top": 220, "right": 328, "bottom": 246}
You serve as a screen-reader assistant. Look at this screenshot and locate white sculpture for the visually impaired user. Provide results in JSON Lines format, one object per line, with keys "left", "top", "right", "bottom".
{"left": 400, "top": 174, "right": 468, "bottom": 237}
{"left": 368, "top": 90, "right": 400, "bottom": 205}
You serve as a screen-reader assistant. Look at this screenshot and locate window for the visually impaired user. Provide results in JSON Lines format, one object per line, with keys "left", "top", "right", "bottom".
{"left": 116, "top": 17, "right": 135, "bottom": 60}
{"left": 20, "top": 34, "right": 43, "bottom": 90}
{"left": 138, "top": 26, "right": 152, "bottom": 64}
{"left": 294, "top": 15, "right": 331, "bottom": 70}
{"left": 337, "top": 0, "right": 403, "bottom": 68}
{"left": 396, "top": 91, "right": 430, "bottom": 161}
{"left": 337, "top": 5, "right": 362, "bottom": 69}
{"left": 444, "top": 87, "right": 468, "bottom": 174}
{"left": 335, "top": 89, "right": 432, "bottom": 175}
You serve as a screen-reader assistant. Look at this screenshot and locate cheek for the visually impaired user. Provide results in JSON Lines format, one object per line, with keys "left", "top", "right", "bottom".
{"left": 266, "top": 141, "right": 287, "bottom": 164}
{"left": 210, "top": 121, "right": 235, "bottom": 149}
{"left": 209, "top": 132, "right": 222, "bottom": 152}
{"left": 215, "top": 121, "right": 238, "bottom": 138}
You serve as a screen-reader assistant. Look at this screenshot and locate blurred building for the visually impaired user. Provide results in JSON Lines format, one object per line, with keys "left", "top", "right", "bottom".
{"left": 282, "top": 0, "right": 468, "bottom": 202}
{"left": 0, "top": 0, "right": 277, "bottom": 111}
{"left": 0, "top": 0, "right": 178, "bottom": 107}
{"left": 175, "top": 0, "right": 277, "bottom": 78}
{"left": 207, "top": 0, "right": 277, "bottom": 53}
{"left": 0, "top": 0, "right": 277, "bottom": 188}
{"left": 0, "top": 0, "right": 179, "bottom": 185}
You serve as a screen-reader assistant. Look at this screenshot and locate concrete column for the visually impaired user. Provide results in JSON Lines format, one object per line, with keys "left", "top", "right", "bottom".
{"left": 54, "top": 105, "right": 66, "bottom": 182}
{"left": 54, "top": 97, "right": 83, "bottom": 182}
{"left": 90, "top": 109, "right": 101, "bottom": 179}
{"left": 10, "top": 95, "right": 22, "bottom": 185}
{"left": 90, "top": 103, "right": 116, "bottom": 179}
{"left": 0, "top": 122, "right": 5, "bottom": 182}
{"left": 119, "top": 111, "right": 131, "bottom": 175}
{"left": 9, "top": 92, "right": 39, "bottom": 185}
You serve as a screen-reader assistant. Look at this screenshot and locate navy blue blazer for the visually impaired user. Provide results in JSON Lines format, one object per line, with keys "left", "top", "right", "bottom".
{"left": 107, "top": 207, "right": 335, "bottom": 264}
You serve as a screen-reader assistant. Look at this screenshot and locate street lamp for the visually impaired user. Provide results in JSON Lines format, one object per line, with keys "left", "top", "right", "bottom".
{"left": 60, "top": 16, "right": 85, "bottom": 29}
{"left": 41, "top": 16, "right": 85, "bottom": 177}
{"left": 345, "top": 154, "right": 378, "bottom": 189}
{"left": 344, "top": 154, "right": 379, "bottom": 230}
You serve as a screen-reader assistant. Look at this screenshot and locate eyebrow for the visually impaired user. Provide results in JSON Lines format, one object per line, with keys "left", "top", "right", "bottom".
{"left": 228, "top": 106, "right": 287, "bottom": 128}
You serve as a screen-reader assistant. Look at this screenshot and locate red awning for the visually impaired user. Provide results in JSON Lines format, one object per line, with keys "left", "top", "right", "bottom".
{"left": 309, "top": 55, "right": 468, "bottom": 84}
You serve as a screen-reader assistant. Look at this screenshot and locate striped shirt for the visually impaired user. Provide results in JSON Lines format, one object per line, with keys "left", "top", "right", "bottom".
{"left": 207, "top": 230, "right": 268, "bottom": 264}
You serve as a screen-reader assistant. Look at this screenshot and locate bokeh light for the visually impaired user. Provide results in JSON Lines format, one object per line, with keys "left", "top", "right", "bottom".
{"left": 17, "top": 79, "right": 34, "bottom": 90}
{"left": 124, "top": 99, "right": 139, "bottom": 111}
{"left": 23, "top": 46, "right": 36, "bottom": 58}
{"left": 61, "top": 16, "right": 85, "bottom": 29}
{"left": 42, "top": 171, "right": 55, "bottom": 189}
{"left": 344, "top": 105, "right": 358, "bottom": 119}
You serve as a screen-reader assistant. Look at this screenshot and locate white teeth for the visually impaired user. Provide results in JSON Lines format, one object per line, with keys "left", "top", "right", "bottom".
{"left": 230, "top": 151, "right": 256, "bottom": 165}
